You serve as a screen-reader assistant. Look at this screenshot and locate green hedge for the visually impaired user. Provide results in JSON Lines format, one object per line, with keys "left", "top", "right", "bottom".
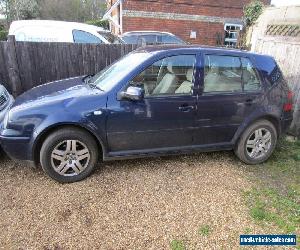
{"left": 0, "top": 30, "right": 8, "bottom": 41}
{"left": 85, "top": 19, "right": 109, "bottom": 30}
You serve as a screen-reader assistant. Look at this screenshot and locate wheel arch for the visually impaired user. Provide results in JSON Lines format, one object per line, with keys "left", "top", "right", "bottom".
{"left": 32, "top": 123, "right": 106, "bottom": 165}
{"left": 233, "top": 115, "right": 281, "bottom": 145}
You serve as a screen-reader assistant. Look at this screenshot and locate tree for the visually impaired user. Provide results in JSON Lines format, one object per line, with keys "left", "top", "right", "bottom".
{"left": 1, "top": 0, "right": 39, "bottom": 22}
{"left": 0, "top": 0, "right": 107, "bottom": 25}
{"left": 38, "top": 0, "right": 106, "bottom": 22}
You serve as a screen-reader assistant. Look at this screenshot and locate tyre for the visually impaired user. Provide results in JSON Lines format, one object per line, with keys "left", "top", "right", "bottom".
{"left": 40, "top": 127, "right": 99, "bottom": 183}
{"left": 234, "top": 120, "right": 277, "bottom": 164}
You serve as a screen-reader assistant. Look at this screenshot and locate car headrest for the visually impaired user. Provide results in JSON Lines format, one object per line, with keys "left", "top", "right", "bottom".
{"left": 186, "top": 68, "right": 194, "bottom": 82}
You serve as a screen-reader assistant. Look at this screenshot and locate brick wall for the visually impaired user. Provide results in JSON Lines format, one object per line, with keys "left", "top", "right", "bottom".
{"left": 122, "top": 0, "right": 270, "bottom": 17}
{"left": 123, "top": 16, "right": 224, "bottom": 45}
{"left": 124, "top": 0, "right": 245, "bottom": 18}
{"left": 109, "top": 0, "right": 271, "bottom": 45}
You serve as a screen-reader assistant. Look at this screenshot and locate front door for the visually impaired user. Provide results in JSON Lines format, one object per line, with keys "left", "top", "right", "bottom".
{"left": 106, "top": 54, "right": 198, "bottom": 154}
{"left": 194, "top": 53, "right": 264, "bottom": 145}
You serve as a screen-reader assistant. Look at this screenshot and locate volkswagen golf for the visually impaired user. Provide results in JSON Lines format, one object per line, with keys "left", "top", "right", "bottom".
{"left": 0, "top": 46, "right": 293, "bottom": 183}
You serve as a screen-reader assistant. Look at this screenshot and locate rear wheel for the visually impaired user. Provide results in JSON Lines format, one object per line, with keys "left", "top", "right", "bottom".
{"left": 40, "top": 127, "right": 99, "bottom": 183}
{"left": 234, "top": 120, "right": 277, "bottom": 164}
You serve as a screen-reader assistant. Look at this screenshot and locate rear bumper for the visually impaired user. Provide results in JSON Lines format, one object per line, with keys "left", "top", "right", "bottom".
{"left": 281, "top": 117, "right": 293, "bottom": 135}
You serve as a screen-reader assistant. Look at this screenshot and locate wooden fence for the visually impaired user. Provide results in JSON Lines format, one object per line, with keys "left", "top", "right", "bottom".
{"left": 0, "top": 36, "right": 137, "bottom": 96}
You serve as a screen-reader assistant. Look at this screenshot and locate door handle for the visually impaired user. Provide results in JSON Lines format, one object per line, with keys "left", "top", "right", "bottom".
{"left": 179, "top": 105, "right": 194, "bottom": 112}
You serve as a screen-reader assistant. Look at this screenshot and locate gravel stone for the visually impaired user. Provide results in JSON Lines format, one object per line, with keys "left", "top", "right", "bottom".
{"left": 0, "top": 152, "right": 276, "bottom": 249}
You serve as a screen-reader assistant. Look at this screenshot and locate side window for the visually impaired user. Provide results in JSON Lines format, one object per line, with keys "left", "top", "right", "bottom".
{"left": 137, "top": 35, "right": 157, "bottom": 46}
{"left": 204, "top": 55, "right": 242, "bottom": 93}
{"left": 122, "top": 35, "right": 138, "bottom": 44}
{"left": 73, "top": 30, "right": 102, "bottom": 44}
{"left": 162, "top": 35, "right": 183, "bottom": 44}
{"left": 128, "top": 55, "right": 196, "bottom": 96}
{"left": 241, "top": 58, "right": 261, "bottom": 91}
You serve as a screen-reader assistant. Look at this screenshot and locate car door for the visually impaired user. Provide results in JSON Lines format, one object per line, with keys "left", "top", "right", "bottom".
{"left": 194, "top": 53, "right": 264, "bottom": 145}
{"left": 106, "top": 54, "right": 199, "bottom": 154}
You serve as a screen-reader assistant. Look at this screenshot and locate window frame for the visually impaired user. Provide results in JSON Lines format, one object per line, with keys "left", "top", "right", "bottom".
{"left": 200, "top": 52, "right": 263, "bottom": 96}
{"left": 120, "top": 52, "right": 200, "bottom": 100}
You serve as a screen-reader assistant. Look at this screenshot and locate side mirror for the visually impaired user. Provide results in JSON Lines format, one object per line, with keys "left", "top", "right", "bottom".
{"left": 120, "top": 86, "right": 144, "bottom": 101}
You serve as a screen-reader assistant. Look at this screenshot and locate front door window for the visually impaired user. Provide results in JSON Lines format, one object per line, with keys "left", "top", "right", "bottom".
{"left": 127, "top": 54, "right": 196, "bottom": 96}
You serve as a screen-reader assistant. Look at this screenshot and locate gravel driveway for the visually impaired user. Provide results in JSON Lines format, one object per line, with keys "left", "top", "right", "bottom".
{"left": 0, "top": 151, "right": 270, "bottom": 249}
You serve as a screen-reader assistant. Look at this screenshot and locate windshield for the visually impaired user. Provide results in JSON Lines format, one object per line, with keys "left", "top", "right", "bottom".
{"left": 98, "top": 31, "right": 123, "bottom": 44}
{"left": 88, "top": 52, "right": 152, "bottom": 91}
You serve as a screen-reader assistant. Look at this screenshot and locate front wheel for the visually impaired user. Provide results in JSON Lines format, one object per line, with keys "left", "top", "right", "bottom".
{"left": 234, "top": 120, "right": 277, "bottom": 164}
{"left": 40, "top": 127, "right": 99, "bottom": 183}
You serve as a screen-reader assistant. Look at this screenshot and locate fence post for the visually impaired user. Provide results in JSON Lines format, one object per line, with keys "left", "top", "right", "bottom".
{"left": 6, "top": 35, "right": 22, "bottom": 97}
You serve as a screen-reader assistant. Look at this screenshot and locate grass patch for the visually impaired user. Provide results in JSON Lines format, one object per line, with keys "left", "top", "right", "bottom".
{"left": 170, "top": 240, "right": 185, "bottom": 250}
{"left": 244, "top": 138, "right": 300, "bottom": 233}
{"left": 244, "top": 228, "right": 252, "bottom": 234}
{"left": 198, "top": 225, "right": 211, "bottom": 236}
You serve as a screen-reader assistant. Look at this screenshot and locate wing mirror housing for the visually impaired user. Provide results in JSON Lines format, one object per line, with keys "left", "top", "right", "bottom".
{"left": 119, "top": 86, "right": 144, "bottom": 101}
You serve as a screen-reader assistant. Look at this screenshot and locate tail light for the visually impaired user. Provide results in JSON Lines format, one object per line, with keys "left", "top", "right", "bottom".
{"left": 283, "top": 91, "right": 293, "bottom": 112}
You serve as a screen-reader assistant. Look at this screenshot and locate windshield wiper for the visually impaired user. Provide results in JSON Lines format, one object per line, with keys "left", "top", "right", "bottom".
{"left": 83, "top": 74, "right": 93, "bottom": 84}
{"left": 83, "top": 75, "right": 104, "bottom": 91}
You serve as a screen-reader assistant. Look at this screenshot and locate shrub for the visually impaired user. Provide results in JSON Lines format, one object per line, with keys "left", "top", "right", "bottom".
{"left": 0, "top": 30, "right": 8, "bottom": 41}
{"left": 244, "top": 0, "right": 264, "bottom": 26}
{"left": 85, "top": 19, "right": 109, "bottom": 29}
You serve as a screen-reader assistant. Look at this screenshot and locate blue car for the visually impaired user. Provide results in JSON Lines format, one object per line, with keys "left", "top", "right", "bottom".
{"left": 0, "top": 46, "right": 293, "bottom": 183}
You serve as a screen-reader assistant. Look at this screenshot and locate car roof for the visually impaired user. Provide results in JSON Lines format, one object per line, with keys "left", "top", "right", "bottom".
{"left": 135, "top": 45, "right": 263, "bottom": 57}
{"left": 9, "top": 20, "right": 108, "bottom": 33}
{"left": 122, "top": 31, "right": 176, "bottom": 36}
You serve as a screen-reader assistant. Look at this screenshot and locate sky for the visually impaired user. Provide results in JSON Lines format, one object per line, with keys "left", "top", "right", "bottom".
{"left": 271, "top": 0, "right": 300, "bottom": 6}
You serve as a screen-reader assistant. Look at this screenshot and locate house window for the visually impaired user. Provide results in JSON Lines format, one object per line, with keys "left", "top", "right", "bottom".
{"left": 224, "top": 24, "right": 243, "bottom": 46}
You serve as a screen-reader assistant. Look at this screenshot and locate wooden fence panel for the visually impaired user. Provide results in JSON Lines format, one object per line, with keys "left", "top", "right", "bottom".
{"left": 0, "top": 42, "right": 10, "bottom": 92}
{"left": 0, "top": 37, "right": 137, "bottom": 96}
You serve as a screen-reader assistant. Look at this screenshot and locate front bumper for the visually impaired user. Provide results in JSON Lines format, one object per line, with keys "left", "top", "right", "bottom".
{"left": 0, "top": 134, "right": 32, "bottom": 161}
{"left": 0, "top": 94, "right": 32, "bottom": 161}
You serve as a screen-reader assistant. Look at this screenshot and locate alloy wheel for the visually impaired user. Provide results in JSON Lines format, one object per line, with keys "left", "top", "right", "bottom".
{"left": 50, "top": 140, "right": 90, "bottom": 177}
{"left": 246, "top": 128, "right": 272, "bottom": 159}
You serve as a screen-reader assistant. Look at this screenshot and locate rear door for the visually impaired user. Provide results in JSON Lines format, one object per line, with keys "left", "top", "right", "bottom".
{"left": 194, "top": 53, "right": 264, "bottom": 145}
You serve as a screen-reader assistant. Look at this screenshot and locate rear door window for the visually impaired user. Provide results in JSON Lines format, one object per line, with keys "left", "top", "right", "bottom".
{"left": 72, "top": 30, "right": 103, "bottom": 44}
{"left": 203, "top": 54, "right": 261, "bottom": 93}
{"left": 204, "top": 55, "right": 242, "bottom": 93}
